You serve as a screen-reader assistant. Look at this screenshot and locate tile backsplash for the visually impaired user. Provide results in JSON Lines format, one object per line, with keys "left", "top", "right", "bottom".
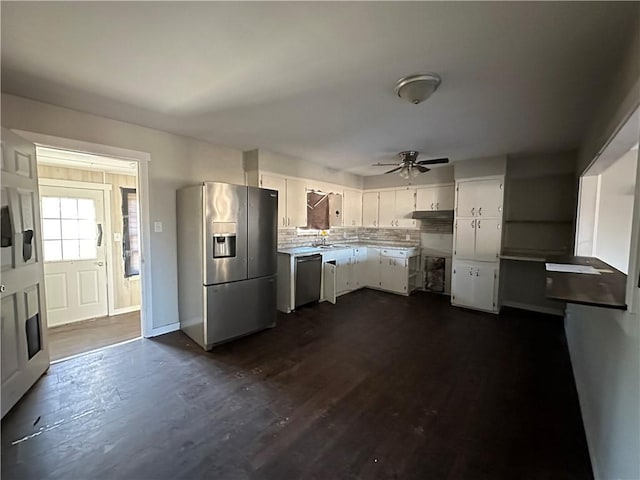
{"left": 277, "top": 219, "right": 452, "bottom": 249}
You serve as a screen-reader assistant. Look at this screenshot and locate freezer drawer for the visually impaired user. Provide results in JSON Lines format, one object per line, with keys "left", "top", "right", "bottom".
{"left": 205, "top": 275, "right": 276, "bottom": 348}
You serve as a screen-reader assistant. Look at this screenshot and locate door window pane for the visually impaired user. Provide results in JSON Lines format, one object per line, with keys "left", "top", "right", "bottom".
{"left": 60, "top": 198, "right": 78, "bottom": 218}
{"left": 43, "top": 240, "right": 62, "bottom": 261}
{"left": 41, "top": 197, "right": 60, "bottom": 218}
{"left": 42, "top": 219, "right": 61, "bottom": 240}
{"left": 41, "top": 196, "right": 98, "bottom": 261}
{"left": 62, "top": 240, "right": 80, "bottom": 260}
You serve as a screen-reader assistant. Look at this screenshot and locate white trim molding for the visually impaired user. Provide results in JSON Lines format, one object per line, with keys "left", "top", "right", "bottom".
{"left": 148, "top": 322, "right": 179, "bottom": 338}
{"left": 14, "top": 129, "right": 154, "bottom": 339}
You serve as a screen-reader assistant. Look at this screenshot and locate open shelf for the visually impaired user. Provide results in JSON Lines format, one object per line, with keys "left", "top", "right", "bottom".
{"left": 501, "top": 248, "right": 571, "bottom": 262}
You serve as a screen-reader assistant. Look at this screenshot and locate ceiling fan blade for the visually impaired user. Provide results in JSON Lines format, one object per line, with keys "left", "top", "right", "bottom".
{"left": 372, "top": 162, "right": 402, "bottom": 166}
{"left": 417, "top": 157, "right": 449, "bottom": 165}
{"left": 416, "top": 165, "right": 430, "bottom": 173}
{"left": 384, "top": 166, "right": 403, "bottom": 174}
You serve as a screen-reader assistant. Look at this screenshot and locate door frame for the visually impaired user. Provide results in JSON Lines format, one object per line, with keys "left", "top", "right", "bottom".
{"left": 12, "top": 129, "right": 154, "bottom": 338}
{"left": 39, "top": 179, "right": 117, "bottom": 321}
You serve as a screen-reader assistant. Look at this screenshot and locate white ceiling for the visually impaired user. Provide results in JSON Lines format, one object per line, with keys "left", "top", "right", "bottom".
{"left": 2, "top": 2, "right": 638, "bottom": 175}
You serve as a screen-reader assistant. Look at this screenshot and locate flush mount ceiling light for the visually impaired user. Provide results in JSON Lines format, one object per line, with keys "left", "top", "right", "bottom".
{"left": 394, "top": 73, "right": 441, "bottom": 105}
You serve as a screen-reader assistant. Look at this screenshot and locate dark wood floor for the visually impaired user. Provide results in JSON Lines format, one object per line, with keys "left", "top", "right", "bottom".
{"left": 47, "top": 311, "right": 141, "bottom": 361}
{"left": 2, "top": 290, "right": 592, "bottom": 479}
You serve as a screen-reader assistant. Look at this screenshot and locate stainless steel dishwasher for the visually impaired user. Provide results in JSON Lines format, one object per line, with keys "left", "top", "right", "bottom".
{"left": 295, "top": 254, "right": 322, "bottom": 308}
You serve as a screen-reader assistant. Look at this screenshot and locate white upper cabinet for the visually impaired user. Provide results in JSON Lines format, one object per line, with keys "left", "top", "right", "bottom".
{"left": 362, "top": 192, "right": 379, "bottom": 227}
{"left": 394, "top": 188, "right": 416, "bottom": 227}
{"left": 378, "top": 190, "right": 396, "bottom": 227}
{"left": 456, "top": 179, "right": 503, "bottom": 217}
{"left": 261, "top": 174, "right": 287, "bottom": 228}
{"left": 285, "top": 178, "right": 307, "bottom": 228}
{"left": 416, "top": 185, "right": 454, "bottom": 211}
{"left": 343, "top": 189, "right": 363, "bottom": 227}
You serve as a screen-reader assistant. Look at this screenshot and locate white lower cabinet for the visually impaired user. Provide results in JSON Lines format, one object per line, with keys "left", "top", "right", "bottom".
{"left": 451, "top": 260, "right": 498, "bottom": 312}
{"left": 380, "top": 256, "right": 408, "bottom": 293}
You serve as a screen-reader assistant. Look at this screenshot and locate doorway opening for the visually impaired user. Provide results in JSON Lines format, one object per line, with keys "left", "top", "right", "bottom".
{"left": 36, "top": 146, "right": 143, "bottom": 361}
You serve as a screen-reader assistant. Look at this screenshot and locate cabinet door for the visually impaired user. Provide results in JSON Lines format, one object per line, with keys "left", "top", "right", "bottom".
{"left": 362, "top": 192, "right": 379, "bottom": 227}
{"left": 456, "top": 182, "right": 478, "bottom": 217}
{"left": 474, "top": 218, "right": 501, "bottom": 261}
{"left": 261, "top": 174, "right": 287, "bottom": 228}
{"left": 434, "top": 185, "right": 455, "bottom": 211}
{"left": 472, "top": 264, "right": 497, "bottom": 311}
{"left": 452, "top": 263, "right": 474, "bottom": 307}
{"left": 475, "top": 179, "right": 503, "bottom": 217}
{"left": 344, "top": 189, "right": 362, "bottom": 227}
{"left": 365, "top": 248, "right": 381, "bottom": 287}
{"left": 353, "top": 248, "right": 367, "bottom": 288}
{"left": 394, "top": 188, "right": 416, "bottom": 227}
{"left": 285, "top": 178, "right": 307, "bottom": 227}
{"left": 323, "top": 262, "right": 336, "bottom": 304}
{"left": 336, "top": 257, "right": 350, "bottom": 294}
{"left": 416, "top": 187, "right": 437, "bottom": 211}
{"left": 378, "top": 191, "right": 396, "bottom": 227}
{"left": 454, "top": 219, "right": 476, "bottom": 258}
{"left": 381, "top": 257, "right": 408, "bottom": 293}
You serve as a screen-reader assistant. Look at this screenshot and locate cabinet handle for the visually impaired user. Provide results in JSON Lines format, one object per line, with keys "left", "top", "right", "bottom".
{"left": 478, "top": 207, "right": 483, "bottom": 216}
{"left": 469, "top": 269, "right": 473, "bottom": 276}
{"left": 374, "top": 220, "right": 377, "bottom": 226}
{"left": 476, "top": 269, "right": 480, "bottom": 277}
{"left": 471, "top": 207, "right": 475, "bottom": 216}
{"left": 436, "top": 202, "right": 440, "bottom": 210}
{"left": 471, "top": 219, "right": 475, "bottom": 228}
{"left": 477, "top": 220, "right": 481, "bottom": 229}
{"left": 430, "top": 202, "right": 434, "bottom": 210}
{"left": 287, "top": 217, "right": 290, "bottom": 226}
{"left": 282, "top": 217, "right": 285, "bottom": 226}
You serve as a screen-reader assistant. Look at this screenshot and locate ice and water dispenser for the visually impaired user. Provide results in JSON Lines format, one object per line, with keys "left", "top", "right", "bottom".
{"left": 212, "top": 222, "right": 236, "bottom": 258}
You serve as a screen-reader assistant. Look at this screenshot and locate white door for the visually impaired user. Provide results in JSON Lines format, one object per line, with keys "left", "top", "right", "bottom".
{"left": 362, "top": 192, "right": 379, "bottom": 227}
{"left": 475, "top": 179, "right": 503, "bottom": 217}
{"left": 336, "top": 256, "right": 350, "bottom": 294}
{"left": 434, "top": 185, "right": 455, "bottom": 211}
{"left": 1, "top": 128, "right": 50, "bottom": 418}
{"left": 455, "top": 219, "right": 477, "bottom": 258}
{"left": 394, "top": 188, "right": 416, "bottom": 227}
{"left": 285, "top": 178, "right": 307, "bottom": 227}
{"left": 378, "top": 190, "right": 396, "bottom": 227}
{"left": 365, "top": 248, "right": 381, "bottom": 287}
{"left": 472, "top": 264, "right": 497, "bottom": 311}
{"left": 40, "top": 186, "right": 108, "bottom": 326}
{"left": 261, "top": 174, "right": 287, "bottom": 228}
{"left": 456, "top": 182, "right": 478, "bottom": 217}
{"left": 452, "top": 262, "right": 474, "bottom": 307}
{"left": 474, "top": 218, "right": 501, "bottom": 261}
{"left": 323, "top": 262, "right": 336, "bottom": 304}
{"left": 343, "top": 189, "right": 362, "bottom": 227}
{"left": 416, "top": 187, "right": 437, "bottom": 211}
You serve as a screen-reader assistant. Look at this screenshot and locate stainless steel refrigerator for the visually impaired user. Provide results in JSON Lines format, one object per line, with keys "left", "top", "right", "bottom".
{"left": 176, "top": 182, "right": 278, "bottom": 350}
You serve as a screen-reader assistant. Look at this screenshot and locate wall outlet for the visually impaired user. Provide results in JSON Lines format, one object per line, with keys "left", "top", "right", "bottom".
{"left": 406, "top": 234, "right": 411, "bottom": 241}
{"left": 154, "top": 221, "right": 163, "bottom": 233}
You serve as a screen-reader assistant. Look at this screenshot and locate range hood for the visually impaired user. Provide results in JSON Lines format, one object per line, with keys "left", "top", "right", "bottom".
{"left": 411, "top": 210, "right": 454, "bottom": 220}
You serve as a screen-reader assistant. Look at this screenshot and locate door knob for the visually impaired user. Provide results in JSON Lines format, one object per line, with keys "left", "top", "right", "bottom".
{"left": 96, "top": 261, "right": 104, "bottom": 266}
{"left": 0, "top": 284, "right": 5, "bottom": 293}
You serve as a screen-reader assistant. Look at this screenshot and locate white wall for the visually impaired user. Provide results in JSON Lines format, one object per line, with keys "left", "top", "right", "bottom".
{"left": 565, "top": 16, "right": 640, "bottom": 479}
{"left": 454, "top": 155, "right": 506, "bottom": 179}
{"left": 1, "top": 93, "right": 245, "bottom": 330}
{"left": 363, "top": 165, "right": 454, "bottom": 190}
{"left": 595, "top": 149, "right": 638, "bottom": 273}
{"left": 251, "top": 148, "right": 364, "bottom": 189}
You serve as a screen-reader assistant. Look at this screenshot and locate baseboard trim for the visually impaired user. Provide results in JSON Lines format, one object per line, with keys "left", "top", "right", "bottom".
{"left": 111, "top": 305, "right": 141, "bottom": 316}
{"left": 501, "top": 301, "right": 565, "bottom": 317}
{"left": 147, "top": 322, "right": 180, "bottom": 338}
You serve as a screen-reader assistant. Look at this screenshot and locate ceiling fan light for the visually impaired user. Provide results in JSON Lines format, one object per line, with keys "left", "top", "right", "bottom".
{"left": 409, "top": 166, "right": 420, "bottom": 178}
{"left": 395, "top": 74, "right": 441, "bottom": 105}
{"left": 399, "top": 165, "right": 410, "bottom": 179}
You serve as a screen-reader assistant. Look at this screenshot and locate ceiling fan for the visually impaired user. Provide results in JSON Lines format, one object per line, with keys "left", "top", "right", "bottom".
{"left": 372, "top": 151, "right": 449, "bottom": 178}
